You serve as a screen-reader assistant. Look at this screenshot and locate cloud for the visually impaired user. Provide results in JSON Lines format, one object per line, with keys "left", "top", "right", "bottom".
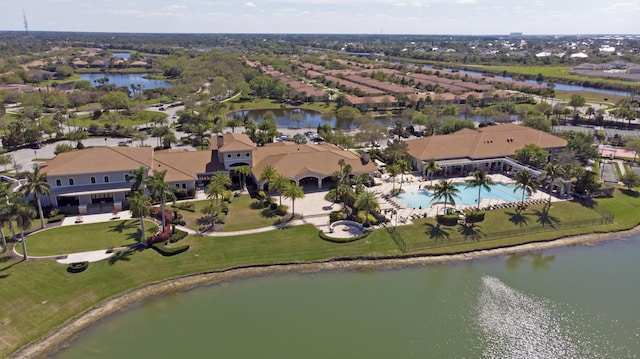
{"left": 456, "top": 0, "right": 478, "bottom": 3}
{"left": 164, "top": 5, "right": 186, "bottom": 11}
{"left": 243, "top": 2, "right": 257, "bottom": 7}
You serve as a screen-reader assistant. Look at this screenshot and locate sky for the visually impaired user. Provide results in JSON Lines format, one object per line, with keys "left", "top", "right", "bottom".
{"left": 1, "top": 0, "right": 638, "bottom": 35}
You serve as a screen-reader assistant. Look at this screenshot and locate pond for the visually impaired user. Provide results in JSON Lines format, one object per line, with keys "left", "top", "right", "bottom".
{"left": 51, "top": 233, "right": 640, "bottom": 358}
{"left": 78, "top": 73, "right": 171, "bottom": 92}
{"left": 111, "top": 52, "right": 131, "bottom": 59}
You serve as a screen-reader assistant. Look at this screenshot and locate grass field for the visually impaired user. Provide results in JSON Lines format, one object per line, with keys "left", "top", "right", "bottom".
{"left": 227, "top": 98, "right": 336, "bottom": 114}
{"left": 475, "top": 65, "right": 633, "bottom": 88}
{"left": 172, "top": 195, "right": 285, "bottom": 232}
{"left": 0, "top": 188, "right": 639, "bottom": 358}
{"left": 13, "top": 220, "right": 158, "bottom": 256}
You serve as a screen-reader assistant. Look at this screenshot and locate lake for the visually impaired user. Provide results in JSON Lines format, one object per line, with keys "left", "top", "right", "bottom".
{"left": 78, "top": 73, "right": 171, "bottom": 91}
{"left": 52, "top": 233, "right": 640, "bottom": 358}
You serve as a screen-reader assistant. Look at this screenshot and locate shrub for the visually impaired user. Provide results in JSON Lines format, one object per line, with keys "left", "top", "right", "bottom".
{"left": 270, "top": 202, "right": 278, "bottom": 210}
{"left": 147, "top": 226, "right": 172, "bottom": 245}
{"left": 151, "top": 242, "right": 190, "bottom": 256}
{"left": 187, "top": 188, "right": 195, "bottom": 197}
{"left": 464, "top": 210, "right": 486, "bottom": 224}
{"left": 169, "top": 229, "right": 189, "bottom": 243}
{"left": 54, "top": 143, "right": 74, "bottom": 155}
{"left": 67, "top": 261, "right": 89, "bottom": 273}
{"left": 275, "top": 205, "right": 288, "bottom": 216}
{"left": 76, "top": 142, "right": 85, "bottom": 149}
{"left": 257, "top": 190, "right": 266, "bottom": 200}
{"left": 148, "top": 207, "right": 174, "bottom": 226}
{"left": 356, "top": 211, "right": 378, "bottom": 226}
{"left": 329, "top": 211, "right": 343, "bottom": 223}
{"left": 436, "top": 214, "right": 458, "bottom": 226}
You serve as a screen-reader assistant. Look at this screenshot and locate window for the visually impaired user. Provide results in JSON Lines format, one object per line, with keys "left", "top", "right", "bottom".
{"left": 56, "top": 179, "right": 61, "bottom": 187}
{"left": 91, "top": 177, "right": 96, "bottom": 184}
{"left": 227, "top": 154, "right": 231, "bottom": 158}
{"left": 125, "top": 175, "right": 130, "bottom": 182}
{"left": 237, "top": 153, "right": 241, "bottom": 157}
{"left": 104, "top": 176, "right": 109, "bottom": 183}
{"left": 69, "top": 178, "right": 74, "bottom": 186}
{"left": 246, "top": 153, "right": 250, "bottom": 157}
{"left": 182, "top": 183, "right": 186, "bottom": 189}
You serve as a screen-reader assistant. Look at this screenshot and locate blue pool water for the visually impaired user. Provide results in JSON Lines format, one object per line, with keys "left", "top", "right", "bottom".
{"left": 397, "top": 182, "right": 527, "bottom": 209}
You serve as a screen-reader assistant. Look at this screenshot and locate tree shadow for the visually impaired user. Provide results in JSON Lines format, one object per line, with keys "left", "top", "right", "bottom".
{"left": 457, "top": 223, "right": 484, "bottom": 242}
{"left": 531, "top": 251, "right": 556, "bottom": 271}
{"left": 505, "top": 253, "right": 527, "bottom": 270}
{"left": 108, "top": 247, "right": 142, "bottom": 266}
{"left": 108, "top": 220, "right": 136, "bottom": 233}
{"left": 260, "top": 209, "right": 278, "bottom": 218}
{"left": 621, "top": 189, "right": 640, "bottom": 198}
{"left": 506, "top": 210, "right": 531, "bottom": 227}
{"left": 250, "top": 201, "right": 269, "bottom": 210}
{"left": 424, "top": 223, "right": 450, "bottom": 241}
{"left": 532, "top": 207, "right": 561, "bottom": 228}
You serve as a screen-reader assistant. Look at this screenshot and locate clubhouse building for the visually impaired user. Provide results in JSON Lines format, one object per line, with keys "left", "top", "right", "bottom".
{"left": 41, "top": 133, "right": 376, "bottom": 214}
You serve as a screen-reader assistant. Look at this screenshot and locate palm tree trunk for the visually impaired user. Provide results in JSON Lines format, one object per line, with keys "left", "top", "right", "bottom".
{"left": 9, "top": 221, "right": 16, "bottom": 240}
{"left": 36, "top": 195, "right": 45, "bottom": 229}
{"left": 0, "top": 227, "right": 6, "bottom": 249}
{"left": 160, "top": 198, "right": 166, "bottom": 230}
{"left": 477, "top": 187, "right": 482, "bottom": 209}
{"left": 140, "top": 216, "right": 146, "bottom": 246}
{"left": 20, "top": 227, "right": 27, "bottom": 260}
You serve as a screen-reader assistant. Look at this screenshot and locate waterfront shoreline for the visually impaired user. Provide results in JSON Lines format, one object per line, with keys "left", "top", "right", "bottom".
{"left": 10, "top": 225, "right": 640, "bottom": 359}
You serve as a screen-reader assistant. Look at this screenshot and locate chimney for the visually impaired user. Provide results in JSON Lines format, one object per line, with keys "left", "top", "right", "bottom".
{"left": 217, "top": 134, "right": 224, "bottom": 148}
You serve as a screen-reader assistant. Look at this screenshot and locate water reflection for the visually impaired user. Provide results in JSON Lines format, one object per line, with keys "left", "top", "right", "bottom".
{"left": 505, "top": 251, "right": 556, "bottom": 271}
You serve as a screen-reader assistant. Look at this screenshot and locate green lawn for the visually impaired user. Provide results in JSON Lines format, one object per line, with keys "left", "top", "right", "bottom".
{"left": 224, "top": 194, "right": 285, "bottom": 231}
{"left": 395, "top": 200, "right": 609, "bottom": 253}
{"left": 172, "top": 195, "right": 286, "bottom": 232}
{"left": 71, "top": 110, "right": 168, "bottom": 128}
{"left": 227, "top": 98, "right": 335, "bottom": 115}
{"left": 14, "top": 220, "right": 158, "bottom": 256}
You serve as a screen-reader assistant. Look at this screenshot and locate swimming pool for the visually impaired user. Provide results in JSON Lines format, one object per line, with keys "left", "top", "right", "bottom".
{"left": 396, "top": 182, "right": 528, "bottom": 209}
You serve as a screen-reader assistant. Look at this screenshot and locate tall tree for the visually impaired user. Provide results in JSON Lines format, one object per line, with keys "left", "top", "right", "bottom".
{"left": 234, "top": 165, "right": 251, "bottom": 191}
{"left": 624, "top": 139, "right": 640, "bottom": 163}
{"left": 354, "top": 190, "right": 379, "bottom": 226}
{"left": 128, "top": 166, "right": 147, "bottom": 193}
{"left": 397, "top": 159, "right": 411, "bottom": 192}
{"left": 387, "top": 163, "right": 401, "bottom": 193}
{"left": 425, "top": 159, "right": 441, "bottom": 187}
{"left": 22, "top": 165, "right": 51, "bottom": 229}
{"left": 0, "top": 182, "right": 13, "bottom": 249}
{"left": 269, "top": 174, "right": 290, "bottom": 206}
{"left": 432, "top": 180, "right": 460, "bottom": 215}
{"left": 514, "top": 170, "right": 540, "bottom": 207}
{"left": 13, "top": 200, "right": 35, "bottom": 260}
{"left": 259, "top": 165, "right": 277, "bottom": 191}
{"left": 282, "top": 182, "right": 305, "bottom": 218}
{"left": 128, "top": 192, "right": 151, "bottom": 246}
{"left": 146, "top": 170, "right": 176, "bottom": 230}
{"left": 542, "top": 162, "right": 565, "bottom": 205}
{"left": 465, "top": 169, "right": 494, "bottom": 209}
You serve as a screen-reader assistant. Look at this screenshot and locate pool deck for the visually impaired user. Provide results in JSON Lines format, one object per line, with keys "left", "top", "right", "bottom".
{"left": 372, "top": 173, "right": 558, "bottom": 227}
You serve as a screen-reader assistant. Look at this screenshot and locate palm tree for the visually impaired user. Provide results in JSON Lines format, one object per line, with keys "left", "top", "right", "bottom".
{"left": 465, "top": 169, "right": 494, "bottom": 209}
{"left": 13, "top": 200, "right": 35, "bottom": 260}
{"left": 146, "top": 170, "right": 176, "bottom": 230}
{"left": 514, "top": 170, "right": 540, "bottom": 207}
{"left": 128, "top": 166, "right": 147, "bottom": 193}
{"left": 542, "top": 162, "right": 565, "bottom": 205}
{"left": 128, "top": 192, "right": 151, "bottom": 246}
{"left": 207, "top": 171, "right": 231, "bottom": 203}
{"left": 354, "top": 191, "right": 379, "bottom": 226}
{"left": 259, "top": 165, "right": 277, "bottom": 191}
{"left": 22, "top": 165, "right": 51, "bottom": 229}
{"left": 234, "top": 165, "right": 251, "bottom": 191}
{"left": 0, "top": 182, "right": 13, "bottom": 249}
{"left": 387, "top": 163, "right": 401, "bottom": 193}
{"left": 282, "top": 182, "right": 305, "bottom": 218}
{"left": 397, "top": 159, "right": 411, "bottom": 192}
{"left": 269, "top": 174, "right": 289, "bottom": 206}
{"left": 432, "top": 180, "right": 460, "bottom": 215}
{"left": 424, "top": 159, "right": 441, "bottom": 187}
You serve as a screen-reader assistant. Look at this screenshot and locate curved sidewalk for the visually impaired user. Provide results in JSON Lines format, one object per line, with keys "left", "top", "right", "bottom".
{"left": 175, "top": 219, "right": 306, "bottom": 237}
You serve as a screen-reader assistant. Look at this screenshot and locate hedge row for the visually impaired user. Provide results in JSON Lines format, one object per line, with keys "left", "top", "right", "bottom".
{"left": 151, "top": 242, "right": 190, "bottom": 256}
{"left": 169, "top": 229, "right": 189, "bottom": 243}
{"left": 47, "top": 214, "right": 65, "bottom": 223}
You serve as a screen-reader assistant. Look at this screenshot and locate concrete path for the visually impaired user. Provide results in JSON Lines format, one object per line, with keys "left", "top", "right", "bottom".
{"left": 56, "top": 250, "right": 115, "bottom": 264}
{"left": 175, "top": 219, "right": 307, "bottom": 237}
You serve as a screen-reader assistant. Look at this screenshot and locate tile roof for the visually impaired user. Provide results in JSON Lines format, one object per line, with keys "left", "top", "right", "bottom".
{"left": 41, "top": 147, "right": 153, "bottom": 176}
{"left": 252, "top": 142, "right": 376, "bottom": 180}
{"left": 406, "top": 123, "right": 567, "bottom": 161}
{"left": 153, "top": 150, "right": 224, "bottom": 182}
